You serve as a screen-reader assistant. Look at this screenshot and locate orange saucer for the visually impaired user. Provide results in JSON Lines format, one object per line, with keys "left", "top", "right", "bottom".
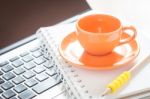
{"left": 59, "top": 32, "right": 140, "bottom": 70}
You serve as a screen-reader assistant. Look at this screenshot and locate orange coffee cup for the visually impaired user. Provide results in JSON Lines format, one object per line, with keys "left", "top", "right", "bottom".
{"left": 76, "top": 14, "right": 137, "bottom": 55}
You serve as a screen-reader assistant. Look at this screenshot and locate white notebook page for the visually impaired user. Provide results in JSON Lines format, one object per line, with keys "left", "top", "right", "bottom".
{"left": 39, "top": 22, "right": 150, "bottom": 99}
{"left": 37, "top": 5, "right": 150, "bottom": 97}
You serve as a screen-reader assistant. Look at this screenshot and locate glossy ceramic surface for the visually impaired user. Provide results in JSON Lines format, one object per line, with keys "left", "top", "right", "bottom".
{"left": 59, "top": 32, "right": 139, "bottom": 70}
{"left": 76, "top": 14, "right": 137, "bottom": 55}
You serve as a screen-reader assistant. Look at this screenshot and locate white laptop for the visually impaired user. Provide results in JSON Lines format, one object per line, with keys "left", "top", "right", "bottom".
{"left": 0, "top": 9, "right": 91, "bottom": 99}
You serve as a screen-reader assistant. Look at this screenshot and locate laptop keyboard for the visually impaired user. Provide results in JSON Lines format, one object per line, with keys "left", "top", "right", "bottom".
{"left": 0, "top": 47, "right": 61, "bottom": 99}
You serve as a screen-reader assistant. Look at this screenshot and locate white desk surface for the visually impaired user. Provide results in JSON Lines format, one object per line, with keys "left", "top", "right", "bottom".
{"left": 86, "top": 0, "right": 150, "bottom": 40}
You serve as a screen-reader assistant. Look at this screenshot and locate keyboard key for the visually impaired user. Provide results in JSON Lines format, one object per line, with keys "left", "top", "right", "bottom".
{"left": 1, "top": 81, "right": 14, "bottom": 90}
{"left": 30, "top": 47, "right": 40, "bottom": 52}
{"left": 20, "top": 51, "right": 29, "bottom": 57}
{"left": 24, "top": 62, "right": 36, "bottom": 70}
{"left": 0, "top": 78, "right": 5, "bottom": 84}
{"left": 0, "top": 61, "right": 9, "bottom": 67}
{"left": 35, "top": 73, "right": 49, "bottom": 82}
{"left": 25, "top": 78, "right": 38, "bottom": 87}
{"left": 34, "top": 56, "right": 46, "bottom": 65}
{"left": 12, "top": 76, "right": 25, "bottom": 85}
{"left": 3, "top": 72, "right": 16, "bottom": 80}
{"left": 0, "top": 70, "right": 3, "bottom": 75}
{"left": 1, "top": 64, "right": 13, "bottom": 72}
{"left": 43, "top": 61, "right": 53, "bottom": 69}
{"left": 23, "top": 71, "right": 35, "bottom": 79}
{"left": 2, "top": 90, "right": 16, "bottom": 99}
{"left": 0, "top": 88, "right": 3, "bottom": 93}
{"left": 22, "top": 55, "right": 34, "bottom": 62}
{"left": 14, "top": 84, "right": 27, "bottom": 93}
{"left": 10, "top": 97, "right": 17, "bottom": 99}
{"left": 9, "top": 56, "right": 19, "bottom": 62}
{"left": 32, "top": 78, "right": 59, "bottom": 94}
{"left": 12, "top": 60, "right": 24, "bottom": 67}
{"left": 43, "top": 54, "right": 50, "bottom": 60}
{"left": 32, "top": 51, "right": 42, "bottom": 58}
{"left": 18, "top": 89, "right": 36, "bottom": 99}
{"left": 13, "top": 67, "right": 25, "bottom": 75}
{"left": 46, "top": 69, "right": 56, "bottom": 76}
{"left": 33, "top": 66, "right": 45, "bottom": 74}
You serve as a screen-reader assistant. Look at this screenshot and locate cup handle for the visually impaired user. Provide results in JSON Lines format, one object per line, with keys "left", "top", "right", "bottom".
{"left": 119, "top": 26, "right": 137, "bottom": 45}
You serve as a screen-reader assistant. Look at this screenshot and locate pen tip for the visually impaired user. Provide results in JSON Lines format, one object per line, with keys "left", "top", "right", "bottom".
{"left": 101, "top": 88, "right": 111, "bottom": 97}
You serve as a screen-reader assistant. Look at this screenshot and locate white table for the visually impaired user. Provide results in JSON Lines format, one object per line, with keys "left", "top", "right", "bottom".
{"left": 86, "top": 0, "right": 150, "bottom": 39}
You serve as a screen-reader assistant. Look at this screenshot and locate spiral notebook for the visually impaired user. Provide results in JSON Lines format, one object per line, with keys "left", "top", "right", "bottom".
{"left": 36, "top": 24, "right": 150, "bottom": 99}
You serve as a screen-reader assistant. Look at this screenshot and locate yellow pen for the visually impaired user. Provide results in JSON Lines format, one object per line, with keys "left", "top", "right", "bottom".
{"left": 101, "top": 54, "right": 150, "bottom": 97}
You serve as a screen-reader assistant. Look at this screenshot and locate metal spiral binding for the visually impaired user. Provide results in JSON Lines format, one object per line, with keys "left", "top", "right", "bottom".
{"left": 38, "top": 29, "right": 80, "bottom": 99}
{"left": 37, "top": 28, "right": 93, "bottom": 99}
